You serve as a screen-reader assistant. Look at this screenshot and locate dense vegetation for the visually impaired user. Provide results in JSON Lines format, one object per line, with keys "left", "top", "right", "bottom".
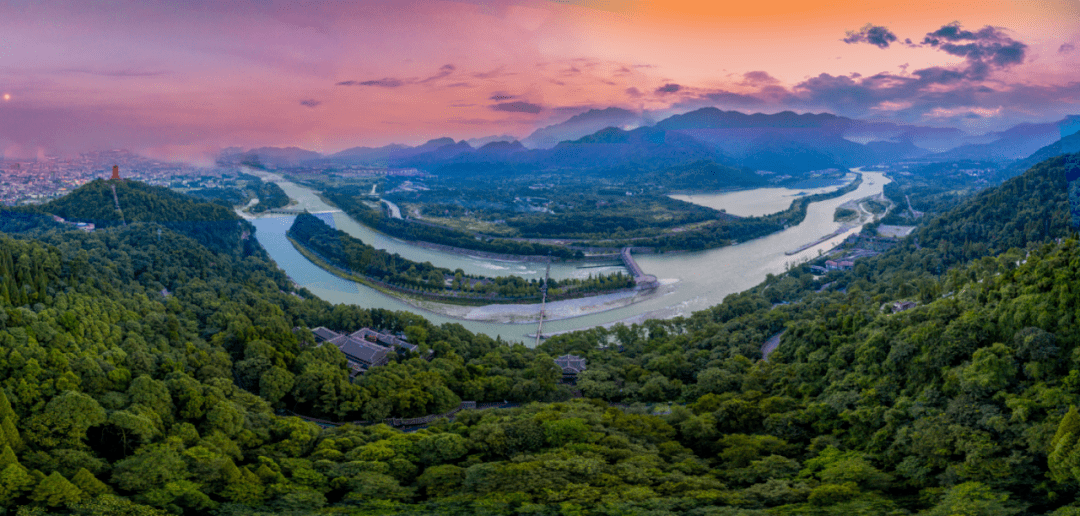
{"left": 184, "top": 187, "right": 250, "bottom": 208}
{"left": 391, "top": 181, "right": 728, "bottom": 241}
{"left": 245, "top": 177, "right": 290, "bottom": 214}
{"left": 322, "top": 169, "right": 852, "bottom": 255}
{"left": 876, "top": 161, "right": 1005, "bottom": 227}
{"left": 320, "top": 188, "right": 583, "bottom": 259}
{"left": 287, "top": 212, "right": 634, "bottom": 300}
{"left": 21, "top": 179, "right": 251, "bottom": 257}
{"left": 0, "top": 153, "right": 1079, "bottom": 514}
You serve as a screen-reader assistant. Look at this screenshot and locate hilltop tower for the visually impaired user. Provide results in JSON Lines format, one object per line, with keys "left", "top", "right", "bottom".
{"left": 110, "top": 165, "right": 120, "bottom": 180}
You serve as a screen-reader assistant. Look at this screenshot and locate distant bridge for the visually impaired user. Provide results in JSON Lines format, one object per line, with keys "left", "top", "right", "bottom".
{"left": 621, "top": 247, "right": 658, "bottom": 289}
{"left": 265, "top": 208, "right": 342, "bottom": 215}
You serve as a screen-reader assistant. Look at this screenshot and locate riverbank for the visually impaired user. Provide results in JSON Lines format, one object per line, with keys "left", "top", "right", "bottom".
{"left": 318, "top": 174, "right": 862, "bottom": 263}
{"left": 287, "top": 232, "right": 664, "bottom": 323}
{"left": 413, "top": 279, "right": 678, "bottom": 324}
{"left": 248, "top": 169, "right": 890, "bottom": 339}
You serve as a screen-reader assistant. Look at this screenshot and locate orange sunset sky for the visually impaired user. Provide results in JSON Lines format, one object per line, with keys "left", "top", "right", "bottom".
{"left": 1, "top": 0, "right": 1078, "bottom": 161}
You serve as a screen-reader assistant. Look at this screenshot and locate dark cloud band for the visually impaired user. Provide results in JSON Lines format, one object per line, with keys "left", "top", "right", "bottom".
{"left": 491, "top": 101, "right": 542, "bottom": 113}
{"left": 843, "top": 24, "right": 898, "bottom": 48}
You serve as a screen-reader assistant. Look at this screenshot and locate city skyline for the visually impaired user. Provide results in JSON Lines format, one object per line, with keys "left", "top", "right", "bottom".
{"left": 1, "top": 0, "right": 1078, "bottom": 162}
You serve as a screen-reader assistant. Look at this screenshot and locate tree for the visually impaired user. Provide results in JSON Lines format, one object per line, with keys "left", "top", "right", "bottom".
{"left": 110, "top": 441, "right": 188, "bottom": 493}
{"left": 417, "top": 465, "right": 465, "bottom": 498}
{"left": 29, "top": 471, "right": 85, "bottom": 507}
{"left": 1050, "top": 406, "right": 1080, "bottom": 484}
{"left": 70, "top": 468, "right": 111, "bottom": 497}
{"left": 67, "top": 494, "right": 169, "bottom": 516}
{"left": 0, "top": 463, "right": 34, "bottom": 506}
{"left": 923, "top": 481, "right": 1023, "bottom": 516}
{"left": 0, "top": 390, "right": 22, "bottom": 451}
{"left": 24, "top": 391, "right": 105, "bottom": 448}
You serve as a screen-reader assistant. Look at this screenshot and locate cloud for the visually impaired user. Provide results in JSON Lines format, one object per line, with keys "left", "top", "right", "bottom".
{"left": 871, "top": 100, "right": 914, "bottom": 112}
{"left": 491, "top": 101, "right": 542, "bottom": 113}
{"left": 299, "top": 99, "right": 322, "bottom": 108}
{"left": 922, "top": 23, "right": 1027, "bottom": 70}
{"left": 1061, "top": 43, "right": 1077, "bottom": 53}
{"left": 625, "top": 87, "right": 642, "bottom": 97}
{"left": 926, "top": 106, "right": 1003, "bottom": 119}
{"left": 655, "top": 83, "right": 681, "bottom": 94}
{"left": 472, "top": 66, "right": 513, "bottom": 79}
{"left": 490, "top": 92, "right": 515, "bottom": 101}
{"left": 337, "top": 78, "right": 405, "bottom": 87}
{"left": 419, "top": 64, "right": 456, "bottom": 83}
{"left": 447, "top": 117, "right": 498, "bottom": 125}
{"left": 843, "top": 24, "right": 898, "bottom": 48}
{"left": 337, "top": 64, "right": 456, "bottom": 88}
{"left": 785, "top": 65, "right": 1080, "bottom": 129}
{"left": 703, "top": 90, "right": 766, "bottom": 106}
{"left": 742, "top": 71, "right": 778, "bottom": 84}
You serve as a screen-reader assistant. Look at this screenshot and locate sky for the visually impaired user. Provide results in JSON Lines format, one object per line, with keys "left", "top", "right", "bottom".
{"left": 1, "top": 0, "right": 1079, "bottom": 161}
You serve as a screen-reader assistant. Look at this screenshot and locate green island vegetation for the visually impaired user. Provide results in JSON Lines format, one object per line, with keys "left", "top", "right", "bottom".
{"left": 243, "top": 176, "right": 290, "bottom": 214}
{"left": 862, "top": 199, "right": 888, "bottom": 216}
{"left": 833, "top": 207, "right": 857, "bottom": 222}
{"left": 286, "top": 212, "right": 634, "bottom": 302}
{"left": 0, "top": 153, "right": 1076, "bottom": 514}
{"left": 172, "top": 175, "right": 288, "bottom": 213}
{"left": 313, "top": 163, "right": 854, "bottom": 256}
{"left": 319, "top": 189, "right": 584, "bottom": 260}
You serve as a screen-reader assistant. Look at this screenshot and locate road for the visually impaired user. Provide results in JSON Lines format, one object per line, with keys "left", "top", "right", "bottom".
{"left": 382, "top": 199, "right": 403, "bottom": 219}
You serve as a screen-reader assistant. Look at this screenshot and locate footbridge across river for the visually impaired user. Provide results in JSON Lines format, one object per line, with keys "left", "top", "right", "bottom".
{"left": 620, "top": 247, "right": 659, "bottom": 289}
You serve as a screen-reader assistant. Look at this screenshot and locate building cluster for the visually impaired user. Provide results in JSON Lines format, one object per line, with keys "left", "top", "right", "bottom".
{"left": 0, "top": 150, "right": 210, "bottom": 206}
{"left": 823, "top": 259, "right": 855, "bottom": 271}
{"left": 811, "top": 232, "right": 906, "bottom": 275}
{"left": 310, "top": 327, "right": 420, "bottom": 376}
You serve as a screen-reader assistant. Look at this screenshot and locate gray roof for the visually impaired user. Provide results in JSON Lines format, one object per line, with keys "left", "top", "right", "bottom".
{"left": 312, "top": 327, "right": 342, "bottom": 343}
{"left": 350, "top": 328, "right": 418, "bottom": 353}
{"left": 330, "top": 335, "right": 391, "bottom": 367}
{"left": 554, "top": 354, "right": 587, "bottom": 374}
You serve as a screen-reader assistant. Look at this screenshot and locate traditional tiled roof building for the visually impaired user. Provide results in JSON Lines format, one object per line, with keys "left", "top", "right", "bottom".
{"left": 308, "top": 326, "right": 410, "bottom": 376}
{"left": 554, "top": 354, "right": 587, "bottom": 381}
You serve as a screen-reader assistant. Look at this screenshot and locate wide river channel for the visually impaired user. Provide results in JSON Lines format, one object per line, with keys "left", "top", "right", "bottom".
{"left": 250, "top": 171, "right": 889, "bottom": 342}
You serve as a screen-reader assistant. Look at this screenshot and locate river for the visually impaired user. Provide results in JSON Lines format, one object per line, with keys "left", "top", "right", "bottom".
{"left": 250, "top": 171, "right": 889, "bottom": 342}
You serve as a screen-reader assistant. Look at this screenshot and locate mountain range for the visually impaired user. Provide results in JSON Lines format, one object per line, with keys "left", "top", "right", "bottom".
{"left": 219, "top": 108, "right": 1080, "bottom": 175}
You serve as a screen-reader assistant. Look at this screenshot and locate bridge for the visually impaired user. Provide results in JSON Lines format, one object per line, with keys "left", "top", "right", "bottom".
{"left": 265, "top": 208, "right": 342, "bottom": 215}
{"left": 621, "top": 247, "right": 659, "bottom": 289}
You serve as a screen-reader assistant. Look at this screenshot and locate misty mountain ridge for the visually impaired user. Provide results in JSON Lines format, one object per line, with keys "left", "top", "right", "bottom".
{"left": 215, "top": 107, "right": 1080, "bottom": 174}
{"left": 521, "top": 107, "right": 645, "bottom": 149}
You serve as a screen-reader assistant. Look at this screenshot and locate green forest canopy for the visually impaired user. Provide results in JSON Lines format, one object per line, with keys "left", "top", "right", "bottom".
{"left": 0, "top": 154, "right": 1077, "bottom": 514}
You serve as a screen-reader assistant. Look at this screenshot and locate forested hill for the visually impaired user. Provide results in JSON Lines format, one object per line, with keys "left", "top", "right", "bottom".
{"left": 886, "top": 152, "right": 1074, "bottom": 273}
{"left": 1, "top": 155, "right": 1080, "bottom": 514}
{"left": 26, "top": 179, "right": 256, "bottom": 257}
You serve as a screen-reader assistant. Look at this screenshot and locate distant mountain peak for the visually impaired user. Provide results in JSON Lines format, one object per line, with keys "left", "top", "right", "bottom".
{"left": 522, "top": 107, "right": 644, "bottom": 149}
{"left": 423, "top": 137, "right": 456, "bottom": 147}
